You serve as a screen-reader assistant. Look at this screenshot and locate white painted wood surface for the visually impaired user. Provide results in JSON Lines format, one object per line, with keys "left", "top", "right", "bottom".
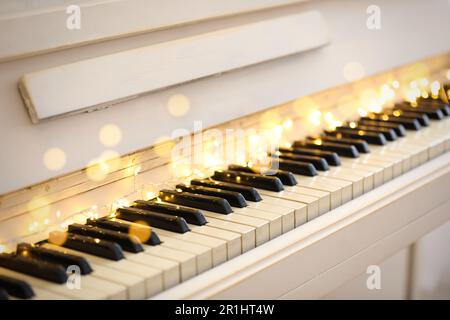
{"left": 151, "top": 152, "right": 450, "bottom": 299}
{"left": 19, "top": 11, "right": 330, "bottom": 123}
{"left": 0, "top": 0, "right": 307, "bottom": 62}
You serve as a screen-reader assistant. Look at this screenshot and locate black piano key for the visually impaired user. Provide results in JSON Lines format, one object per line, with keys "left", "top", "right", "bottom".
{"left": 0, "top": 253, "right": 68, "bottom": 284}
{"left": 212, "top": 170, "right": 284, "bottom": 192}
{"left": 0, "top": 289, "right": 8, "bottom": 300}
{"left": 417, "top": 100, "right": 450, "bottom": 116}
{"left": 293, "top": 140, "right": 360, "bottom": 158}
{"left": 357, "top": 119, "right": 407, "bottom": 136}
{"left": 190, "top": 179, "right": 262, "bottom": 202}
{"left": 227, "top": 164, "right": 297, "bottom": 186}
{"left": 361, "top": 115, "right": 421, "bottom": 130}
{"left": 272, "top": 159, "right": 317, "bottom": 176}
{"left": 176, "top": 184, "right": 248, "bottom": 208}
{"left": 132, "top": 200, "right": 207, "bottom": 226}
{"left": 325, "top": 128, "right": 387, "bottom": 145}
{"left": 54, "top": 232, "right": 125, "bottom": 261}
{"left": 307, "top": 135, "right": 369, "bottom": 153}
{"left": 68, "top": 224, "right": 144, "bottom": 253}
{"left": 86, "top": 218, "right": 162, "bottom": 245}
{"left": 278, "top": 147, "right": 341, "bottom": 166}
{"left": 275, "top": 152, "right": 329, "bottom": 171}
{"left": 336, "top": 125, "right": 398, "bottom": 141}
{"left": 116, "top": 207, "right": 190, "bottom": 233}
{"left": 159, "top": 189, "right": 232, "bottom": 214}
{"left": 0, "top": 274, "right": 35, "bottom": 299}
{"left": 383, "top": 110, "right": 430, "bottom": 127}
{"left": 16, "top": 243, "right": 92, "bottom": 275}
{"left": 395, "top": 103, "right": 445, "bottom": 120}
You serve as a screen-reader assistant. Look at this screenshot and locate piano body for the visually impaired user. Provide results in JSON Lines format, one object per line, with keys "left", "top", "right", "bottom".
{"left": 0, "top": 0, "right": 449, "bottom": 300}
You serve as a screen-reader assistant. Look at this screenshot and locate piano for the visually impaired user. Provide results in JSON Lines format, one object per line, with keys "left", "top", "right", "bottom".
{"left": 0, "top": 0, "right": 449, "bottom": 300}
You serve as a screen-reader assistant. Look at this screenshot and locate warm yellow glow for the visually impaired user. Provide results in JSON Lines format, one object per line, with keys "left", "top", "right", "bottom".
{"left": 49, "top": 231, "right": 68, "bottom": 246}
{"left": 419, "top": 78, "right": 429, "bottom": 87}
{"left": 112, "top": 198, "right": 129, "bottom": 212}
{"left": 382, "top": 115, "right": 389, "bottom": 121}
{"left": 129, "top": 221, "right": 151, "bottom": 243}
{"left": 447, "top": 70, "right": 450, "bottom": 80}
{"left": 273, "top": 125, "right": 283, "bottom": 137}
{"left": 284, "top": 142, "right": 292, "bottom": 148}
{"left": 56, "top": 210, "right": 61, "bottom": 219}
{"left": 283, "top": 119, "right": 293, "bottom": 129}
{"left": 431, "top": 80, "right": 440, "bottom": 97}
{"left": 393, "top": 110, "right": 401, "bottom": 117}
{"left": 43, "top": 148, "right": 67, "bottom": 171}
{"left": 308, "top": 110, "right": 322, "bottom": 127}
{"left": 146, "top": 191, "right": 156, "bottom": 200}
{"left": 380, "top": 84, "right": 396, "bottom": 103}
{"left": 405, "top": 88, "right": 420, "bottom": 104}
{"left": 134, "top": 166, "right": 142, "bottom": 176}
{"left": 367, "top": 103, "right": 382, "bottom": 113}
{"left": 167, "top": 94, "right": 190, "bottom": 117}
{"left": 392, "top": 80, "right": 400, "bottom": 89}
{"left": 99, "top": 124, "right": 122, "bottom": 147}
{"left": 409, "top": 81, "right": 418, "bottom": 89}
{"left": 349, "top": 122, "right": 357, "bottom": 128}
{"left": 357, "top": 108, "right": 368, "bottom": 117}
{"left": 86, "top": 150, "right": 121, "bottom": 182}
{"left": 249, "top": 134, "right": 260, "bottom": 144}
{"left": 28, "top": 221, "right": 39, "bottom": 233}
{"left": 313, "top": 138, "right": 322, "bottom": 145}
{"left": 27, "top": 196, "right": 51, "bottom": 222}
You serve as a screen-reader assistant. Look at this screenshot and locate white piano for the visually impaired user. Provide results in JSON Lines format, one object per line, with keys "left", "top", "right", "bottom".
{"left": 0, "top": 0, "right": 449, "bottom": 300}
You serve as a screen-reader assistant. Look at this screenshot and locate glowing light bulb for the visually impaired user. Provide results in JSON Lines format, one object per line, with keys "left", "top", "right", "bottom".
{"left": 283, "top": 119, "right": 293, "bottom": 129}
{"left": 392, "top": 80, "right": 400, "bottom": 89}
{"left": 146, "top": 191, "right": 156, "bottom": 200}
{"left": 431, "top": 80, "right": 440, "bottom": 97}
{"left": 357, "top": 108, "right": 367, "bottom": 117}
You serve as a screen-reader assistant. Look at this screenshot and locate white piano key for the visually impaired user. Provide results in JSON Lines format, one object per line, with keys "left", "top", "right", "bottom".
{"left": 200, "top": 210, "right": 270, "bottom": 246}
{"left": 152, "top": 235, "right": 212, "bottom": 274}
{"left": 245, "top": 201, "right": 296, "bottom": 232}
{"left": 320, "top": 166, "right": 374, "bottom": 193}
{"left": 343, "top": 156, "right": 394, "bottom": 182}
{"left": 187, "top": 224, "right": 242, "bottom": 259}
{"left": 151, "top": 226, "right": 227, "bottom": 267}
{"left": 76, "top": 274, "right": 127, "bottom": 299}
{"left": 339, "top": 161, "right": 384, "bottom": 188}
{"left": 43, "top": 243, "right": 162, "bottom": 298}
{"left": 0, "top": 267, "right": 107, "bottom": 300}
{"left": 303, "top": 174, "right": 352, "bottom": 203}
{"left": 283, "top": 185, "right": 330, "bottom": 215}
{"left": 31, "top": 287, "right": 70, "bottom": 300}
{"left": 259, "top": 196, "right": 307, "bottom": 227}
{"left": 233, "top": 206, "right": 283, "bottom": 239}
{"left": 258, "top": 189, "right": 319, "bottom": 220}
{"left": 142, "top": 245, "right": 196, "bottom": 282}
{"left": 121, "top": 251, "right": 179, "bottom": 290}
{"left": 292, "top": 176, "right": 344, "bottom": 207}
{"left": 204, "top": 216, "right": 256, "bottom": 253}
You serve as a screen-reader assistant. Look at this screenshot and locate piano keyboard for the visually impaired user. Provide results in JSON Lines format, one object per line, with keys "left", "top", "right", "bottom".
{"left": 0, "top": 97, "right": 449, "bottom": 300}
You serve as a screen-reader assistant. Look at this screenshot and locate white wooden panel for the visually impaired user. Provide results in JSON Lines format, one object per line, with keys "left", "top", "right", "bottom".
{"left": 0, "top": 0, "right": 308, "bottom": 62}
{"left": 19, "top": 11, "right": 330, "bottom": 123}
